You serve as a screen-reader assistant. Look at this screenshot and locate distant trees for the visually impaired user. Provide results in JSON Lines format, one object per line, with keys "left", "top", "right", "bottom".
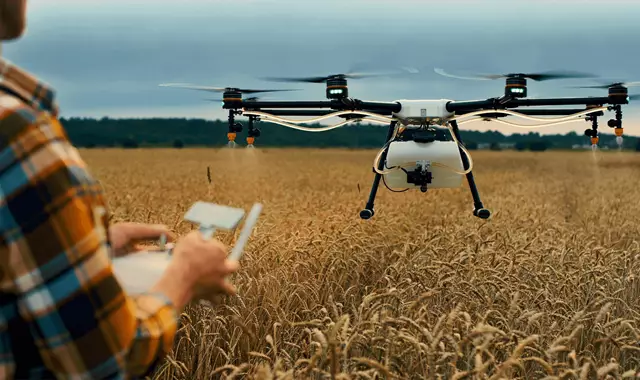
{"left": 121, "top": 137, "right": 138, "bottom": 149}
{"left": 529, "top": 140, "right": 549, "bottom": 151}
{"left": 56, "top": 117, "right": 639, "bottom": 151}
{"left": 464, "top": 141, "right": 478, "bottom": 150}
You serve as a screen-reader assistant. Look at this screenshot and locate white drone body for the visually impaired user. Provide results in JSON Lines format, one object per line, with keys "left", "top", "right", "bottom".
{"left": 383, "top": 140, "right": 465, "bottom": 190}
{"left": 390, "top": 99, "right": 454, "bottom": 125}
{"left": 353, "top": 99, "right": 463, "bottom": 191}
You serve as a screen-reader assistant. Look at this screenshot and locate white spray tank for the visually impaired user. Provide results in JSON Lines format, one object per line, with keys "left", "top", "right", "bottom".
{"left": 383, "top": 140, "right": 464, "bottom": 190}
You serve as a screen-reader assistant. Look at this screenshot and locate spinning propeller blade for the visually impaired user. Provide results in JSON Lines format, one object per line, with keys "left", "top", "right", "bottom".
{"left": 158, "top": 83, "right": 299, "bottom": 94}
{"left": 569, "top": 80, "right": 640, "bottom": 89}
{"left": 204, "top": 96, "right": 263, "bottom": 102}
{"left": 434, "top": 68, "right": 597, "bottom": 81}
{"left": 262, "top": 65, "right": 418, "bottom": 83}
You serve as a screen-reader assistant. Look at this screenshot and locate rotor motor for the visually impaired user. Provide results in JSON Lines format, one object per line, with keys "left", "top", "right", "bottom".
{"left": 505, "top": 76, "right": 527, "bottom": 98}
{"left": 608, "top": 85, "right": 628, "bottom": 104}
{"left": 222, "top": 90, "right": 243, "bottom": 108}
{"left": 326, "top": 77, "right": 349, "bottom": 99}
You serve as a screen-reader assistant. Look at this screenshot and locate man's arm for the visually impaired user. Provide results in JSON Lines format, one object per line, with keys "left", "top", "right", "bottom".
{"left": 0, "top": 109, "right": 179, "bottom": 378}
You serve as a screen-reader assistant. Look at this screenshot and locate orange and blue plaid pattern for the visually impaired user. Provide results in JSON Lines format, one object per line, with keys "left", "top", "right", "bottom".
{"left": 0, "top": 58, "right": 178, "bottom": 379}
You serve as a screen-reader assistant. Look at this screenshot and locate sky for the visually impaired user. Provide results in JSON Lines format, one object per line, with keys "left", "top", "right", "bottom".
{"left": 3, "top": 0, "right": 640, "bottom": 136}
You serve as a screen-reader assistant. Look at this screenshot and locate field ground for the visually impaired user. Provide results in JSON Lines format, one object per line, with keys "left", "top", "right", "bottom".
{"left": 82, "top": 148, "right": 640, "bottom": 379}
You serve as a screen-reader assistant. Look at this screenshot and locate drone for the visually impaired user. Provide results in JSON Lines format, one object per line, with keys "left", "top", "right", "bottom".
{"left": 159, "top": 68, "right": 639, "bottom": 220}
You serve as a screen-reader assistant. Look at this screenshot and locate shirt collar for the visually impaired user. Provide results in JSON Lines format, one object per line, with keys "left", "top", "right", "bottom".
{"left": 0, "top": 57, "right": 59, "bottom": 117}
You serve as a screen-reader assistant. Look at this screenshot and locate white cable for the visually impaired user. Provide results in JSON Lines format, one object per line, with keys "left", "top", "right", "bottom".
{"left": 242, "top": 109, "right": 397, "bottom": 125}
{"left": 457, "top": 116, "right": 590, "bottom": 129}
{"left": 252, "top": 116, "right": 390, "bottom": 132}
{"left": 241, "top": 105, "right": 609, "bottom": 183}
{"left": 448, "top": 106, "right": 608, "bottom": 123}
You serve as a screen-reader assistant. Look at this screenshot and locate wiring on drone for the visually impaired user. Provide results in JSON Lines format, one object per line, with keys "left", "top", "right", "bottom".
{"left": 241, "top": 109, "right": 397, "bottom": 127}
{"left": 237, "top": 116, "right": 391, "bottom": 133}
{"left": 245, "top": 106, "right": 607, "bottom": 179}
{"left": 372, "top": 106, "right": 609, "bottom": 177}
{"left": 371, "top": 122, "right": 475, "bottom": 176}
{"left": 449, "top": 106, "right": 609, "bottom": 125}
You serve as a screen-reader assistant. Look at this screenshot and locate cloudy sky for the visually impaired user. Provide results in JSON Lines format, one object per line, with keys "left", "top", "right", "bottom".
{"left": 3, "top": 0, "right": 640, "bottom": 135}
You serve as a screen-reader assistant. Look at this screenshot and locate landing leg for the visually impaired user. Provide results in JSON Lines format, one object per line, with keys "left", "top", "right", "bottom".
{"left": 449, "top": 120, "right": 491, "bottom": 219}
{"left": 360, "top": 121, "right": 397, "bottom": 220}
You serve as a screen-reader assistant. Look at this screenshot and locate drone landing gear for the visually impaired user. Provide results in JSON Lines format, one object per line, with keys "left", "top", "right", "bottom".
{"left": 360, "top": 121, "right": 397, "bottom": 220}
{"left": 359, "top": 120, "right": 491, "bottom": 220}
{"left": 449, "top": 120, "right": 491, "bottom": 219}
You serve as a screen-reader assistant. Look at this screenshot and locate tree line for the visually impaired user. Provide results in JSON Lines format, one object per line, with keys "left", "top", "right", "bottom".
{"left": 60, "top": 116, "right": 640, "bottom": 151}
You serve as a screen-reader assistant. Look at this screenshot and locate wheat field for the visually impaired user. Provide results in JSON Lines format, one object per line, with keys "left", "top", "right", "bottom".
{"left": 83, "top": 147, "right": 640, "bottom": 379}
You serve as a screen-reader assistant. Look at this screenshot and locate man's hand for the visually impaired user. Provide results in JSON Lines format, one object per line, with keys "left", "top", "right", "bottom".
{"left": 109, "top": 222, "right": 177, "bottom": 257}
{"left": 152, "top": 230, "right": 241, "bottom": 311}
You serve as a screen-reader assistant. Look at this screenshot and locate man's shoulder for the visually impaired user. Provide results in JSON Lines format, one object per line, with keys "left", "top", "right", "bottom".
{"left": 0, "top": 92, "right": 45, "bottom": 139}
{"left": 0, "top": 92, "right": 62, "bottom": 149}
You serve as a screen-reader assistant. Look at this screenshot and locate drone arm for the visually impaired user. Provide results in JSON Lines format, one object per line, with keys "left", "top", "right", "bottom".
{"left": 446, "top": 96, "right": 623, "bottom": 113}
{"left": 234, "top": 101, "right": 335, "bottom": 109}
{"left": 255, "top": 109, "right": 395, "bottom": 117}
{"left": 458, "top": 108, "right": 598, "bottom": 118}
{"left": 355, "top": 101, "right": 402, "bottom": 113}
{"left": 257, "top": 110, "right": 337, "bottom": 116}
{"left": 235, "top": 99, "right": 401, "bottom": 113}
{"left": 511, "top": 96, "right": 614, "bottom": 107}
{"left": 446, "top": 96, "right": 618, "bottom": 113}
{"left": 445, "top": 99, "right": 498, "bottom": 113}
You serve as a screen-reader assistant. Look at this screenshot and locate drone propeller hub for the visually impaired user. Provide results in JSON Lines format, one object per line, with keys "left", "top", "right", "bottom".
{"left": 326, "top": 77, "right": 349, "bottom": 99}
{"left": 608, "top": 85, "right": 628, "bottom": 104}
{"left": 505, "top": 76, "right": 527, "bottom": 98}
{"left": 223, "top": 90, "right": 242, "bottom": 99}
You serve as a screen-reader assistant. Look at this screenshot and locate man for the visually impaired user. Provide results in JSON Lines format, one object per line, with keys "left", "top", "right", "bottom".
{"left": 0, "top": 1, "right": 240, "bottom": 378}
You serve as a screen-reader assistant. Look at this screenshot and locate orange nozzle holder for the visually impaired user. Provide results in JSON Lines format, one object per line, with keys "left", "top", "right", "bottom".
{"left": 227, "top": 132, "right": 236, "bottom": 141}
{"left": 591, "top": 136, "right": 599, "bottom": 145}
{"left": 615, "top": 127, "right": 623, "bottom": 137}
{"left": 246, "top": 137, "right": 255, "bottom": 145}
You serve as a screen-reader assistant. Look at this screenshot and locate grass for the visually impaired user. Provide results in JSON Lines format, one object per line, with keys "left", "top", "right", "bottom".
{"left": 83, "top": 147, "right": 640, "bottom": 379}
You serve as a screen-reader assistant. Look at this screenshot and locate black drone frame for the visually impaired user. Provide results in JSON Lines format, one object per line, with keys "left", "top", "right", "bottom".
{"left": 216, "top": 75, "right": 630, "bottom": 221}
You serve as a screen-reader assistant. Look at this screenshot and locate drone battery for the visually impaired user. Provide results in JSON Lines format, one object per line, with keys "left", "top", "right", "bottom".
{"left": 383, "top": 141, "right": 464, "bottom": 190}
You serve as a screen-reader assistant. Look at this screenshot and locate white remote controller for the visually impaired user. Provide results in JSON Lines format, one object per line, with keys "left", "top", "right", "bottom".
{"left": 112, "top": 202, "right": 262, "bottom": 295}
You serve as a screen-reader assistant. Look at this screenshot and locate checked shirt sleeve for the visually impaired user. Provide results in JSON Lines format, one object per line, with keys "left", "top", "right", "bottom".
{"left": 0, "top": 108, "right": 178, "bottom": 378}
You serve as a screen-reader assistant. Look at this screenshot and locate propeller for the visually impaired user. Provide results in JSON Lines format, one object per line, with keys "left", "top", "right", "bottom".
{"left": 203, "top": 96, "right": 263, "bottom": 102}
{"left": 262, "top": 66, "right": 418, "bottom": 83}
{"left": 569, "top": 80, "right": 640, "bottom": 89}
{"left": 434, "top": 68, "right": 597, "bottom": 81}
{"left": 158, "top": 83, "right": 299, "bottom": 94}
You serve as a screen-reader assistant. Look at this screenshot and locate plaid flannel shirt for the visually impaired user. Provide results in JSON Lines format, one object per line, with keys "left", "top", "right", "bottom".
{"left": 0, "top": 58, "right": 178, "bottom": 379}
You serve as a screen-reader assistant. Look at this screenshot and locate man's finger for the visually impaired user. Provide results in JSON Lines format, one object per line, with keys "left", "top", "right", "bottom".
{"left": 221, "top": 280, "right": 237, "bottom": 296}
{"left": 223, "top": 260, "right": 240, "bottom": 274}
{"left": 124, "top": 223, "right": 177, "bottom": 242}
